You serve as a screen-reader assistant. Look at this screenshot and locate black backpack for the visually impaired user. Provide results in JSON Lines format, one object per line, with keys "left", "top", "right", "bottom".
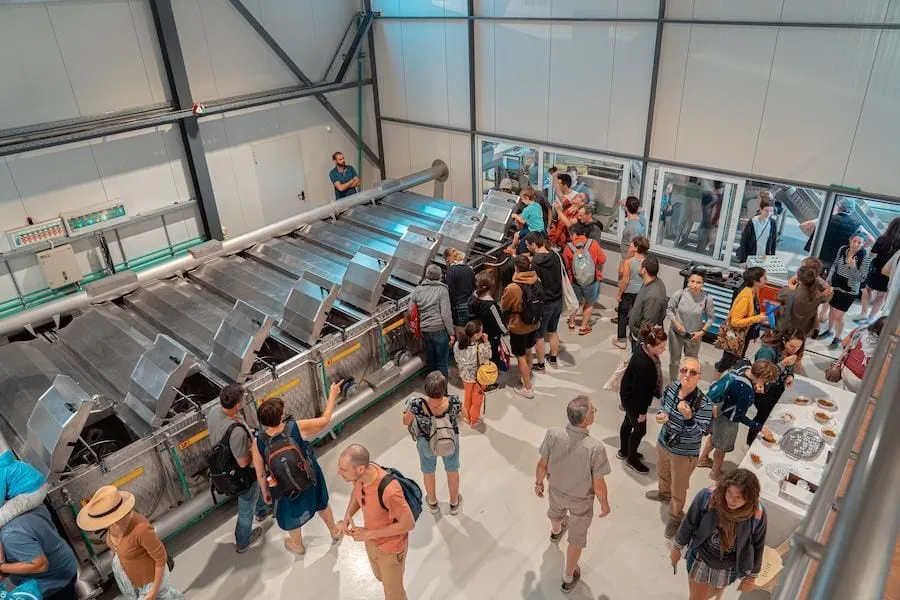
{"left": 207, "top": 422, "right": 256, "bottom": 499}
{"left": 264, "top": 420, "right": 315, "bottom": 500}
{"left": 518, "top": 280, "right": 544, "bottom": 326}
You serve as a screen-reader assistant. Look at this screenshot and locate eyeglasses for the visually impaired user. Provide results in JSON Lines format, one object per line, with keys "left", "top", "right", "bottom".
{"left": 679, "top": 368, "right": 700, "bottom": 377}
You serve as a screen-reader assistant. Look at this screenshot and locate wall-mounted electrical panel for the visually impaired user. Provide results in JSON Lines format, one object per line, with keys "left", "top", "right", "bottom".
{"left": 60, "top": 201, "right": 128, "bottom": 236}
{"left": 37, "top": 244, "right": 83, "bottom": 289}
{"left": 6, "top": 219, "right": 66, "bottom": 249}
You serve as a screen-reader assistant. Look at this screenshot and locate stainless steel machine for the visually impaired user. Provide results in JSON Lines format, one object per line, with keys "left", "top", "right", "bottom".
{"left": 0, "top": 160, "right": 514, "bottom": 597}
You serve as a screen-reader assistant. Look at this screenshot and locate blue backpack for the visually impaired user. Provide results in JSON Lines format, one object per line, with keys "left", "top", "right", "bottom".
{"left": 706, "top": 372, "right": 734, "bottom": 406}
{"left": 1, "top": 580, "right": 41, "bottom": 600}
{"left": 376, "top": 465, "right": 423, "bottom": 522}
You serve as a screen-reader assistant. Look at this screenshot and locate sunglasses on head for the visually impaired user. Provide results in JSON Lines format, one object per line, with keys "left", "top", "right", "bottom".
{"left": 679, "top": 367, "right": 700, "bottom": 377}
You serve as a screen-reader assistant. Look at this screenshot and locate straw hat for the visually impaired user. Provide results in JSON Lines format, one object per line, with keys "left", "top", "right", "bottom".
{"left": 76, "top": 486, "right": 136, "bottom": 531}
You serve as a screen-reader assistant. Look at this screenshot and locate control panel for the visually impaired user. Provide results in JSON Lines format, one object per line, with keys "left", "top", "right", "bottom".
{"left": 6, "top": 219, "right": 66, "bottom": 249}
{"left": 37, "top": 244, "right": 83, "bottom": 289}
{"left": 61, "top": 201, "right": 127, "bottom": 236}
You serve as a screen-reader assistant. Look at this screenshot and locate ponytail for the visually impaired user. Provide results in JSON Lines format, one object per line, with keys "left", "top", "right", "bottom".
{"left": 639, "top": 324, "right": 667, "bottom": 346}
{"left": 459, "top": 320, "right": 482, "bottom": 351}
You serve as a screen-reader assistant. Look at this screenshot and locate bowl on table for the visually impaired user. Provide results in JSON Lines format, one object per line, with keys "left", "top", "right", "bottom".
{"left": 814, "top": 410, "right": 832, "bottom": 424}
{"left": 794, "top": 396, "right": 813, "bottom": 406}
{"left": 821, "top": 427, "right": 838, "bottom": 444}
{"left": 816, "top": 397, "right": 836, "bottom": 411}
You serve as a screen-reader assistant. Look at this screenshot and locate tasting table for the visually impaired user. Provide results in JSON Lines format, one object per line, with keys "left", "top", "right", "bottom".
{"left": 737, "top": 375, "right": 858, "bottom": 545}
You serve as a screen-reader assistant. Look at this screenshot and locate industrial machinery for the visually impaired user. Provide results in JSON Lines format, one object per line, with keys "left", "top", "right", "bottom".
{"left": 0, "top": 160, "right": 514, "bottom": 597}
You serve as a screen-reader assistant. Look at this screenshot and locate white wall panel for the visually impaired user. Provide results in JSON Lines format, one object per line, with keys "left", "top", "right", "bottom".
{"left": 673, "top": 26, "right": 778, "bottom": 172}
{"left": 608, "top": 24, "right": 657, "bottom": 156}
{"left": 375, "top": 21, "right": 469, "bottom": 128}
{"left": 171, "top": 0, "right": 219, "bottom": 98}
{"left": 478, "top": 0, "right": 657, "bottom": 17}
{"left": 128, "top": 0, "right": 171, "bottom": 104}
{"left": 888, "top": 0, "right": 900, "bottom": 22}
{"left": 475, "top": 22, "right": 497, "bottom": 133}
{"left": 844, "top": 32, "right": 900, "bottom": 195}
{"left": 493, "top": 24, "right": 552, "bottom": 140}
{"left": 476, "top": 0, "right": 551, "bottom": 17}
{"left": 547, "top": 24, "right": 615, "bottom": 149}
{"left": 373, "top": 0, "right": 467, "bottom": 16}
{"left": 668, "top": 0, "right": 892, "bottom": 22}
{"left": 0, "top": 5, "right": 80, "bottom": 128}
{"left": 667, "top": 0, "right": 785, "bottom": 21}
{"left": 649, "top": 24, "right": 691, "bottom": 160}
{"left": 753, "top": 29, "right": 879, "bottom": 184}
{"left": 0, "top": 161, "right": 29, "bottom": 251}
{"left": 46, "top": 1, "right": 165, "bottom": 115}
{"left": 780, "top": 0, "right": 890, "bottom": 23}
{"left": 381, "top": 123, "right": 472, "bottom": 206}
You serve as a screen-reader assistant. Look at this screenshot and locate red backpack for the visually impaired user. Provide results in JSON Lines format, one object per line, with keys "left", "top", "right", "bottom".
{"left": 843, "top": 339, "right": 868, "bottom": 378}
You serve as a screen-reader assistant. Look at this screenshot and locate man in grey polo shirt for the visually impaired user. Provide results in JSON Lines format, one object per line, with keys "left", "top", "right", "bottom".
{"left": 535, "top": 396, "right": 612, "bottom": 594}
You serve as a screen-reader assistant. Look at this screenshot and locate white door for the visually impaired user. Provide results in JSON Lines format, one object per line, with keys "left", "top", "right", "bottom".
{"left": 251, "top": 134, "right": 308, "bottom": 225}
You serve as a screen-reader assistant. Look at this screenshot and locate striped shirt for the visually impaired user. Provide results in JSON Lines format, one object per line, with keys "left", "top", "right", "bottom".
{"left": 657, "top": 383, "right": 714, "bottom": 456}
{"left": 827, "top": 245, "right": 871, "bottom": 295}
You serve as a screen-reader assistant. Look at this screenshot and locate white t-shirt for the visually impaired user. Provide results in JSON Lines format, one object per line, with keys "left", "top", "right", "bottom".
{"left": 751, "top": 216, "right": 773, "bottom": 256}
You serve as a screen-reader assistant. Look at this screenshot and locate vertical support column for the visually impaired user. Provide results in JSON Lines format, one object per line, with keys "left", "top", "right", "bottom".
{"left": 149, "top": 0, "right": 224, "bottom": 240}
{"left": 365, "top": 0, "right": 387, "bottom": 180}
{"left": 639, "top": 0, "right": 667, "bottom": 207}
{"left": 468, "top": 0, "right": 478, "bottom": 208}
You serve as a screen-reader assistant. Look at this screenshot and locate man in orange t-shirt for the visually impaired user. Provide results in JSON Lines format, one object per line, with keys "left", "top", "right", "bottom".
{"left": 338, "top": 444, "right": 415, "bottom": 600}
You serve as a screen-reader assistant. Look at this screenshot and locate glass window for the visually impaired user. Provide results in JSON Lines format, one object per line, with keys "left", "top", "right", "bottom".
{"left": 541, "top": 151, "right": 639, "bottom": 240}
{"left": 480, "top": 140, "right": 538, "bottom": 198}
{"left": 730, "top": 181, "right": 827, "bottom": 277}
{"left": 818, "top": 195, "right": 900, "bottom": 271}
{"left": 647, "top": 166, "right": 744, "bottom": 265}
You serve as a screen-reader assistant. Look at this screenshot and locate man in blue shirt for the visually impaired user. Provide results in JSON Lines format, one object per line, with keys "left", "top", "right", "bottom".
{"left": 0, "top": 505, "right": 78, "bottom": 600}
{"left": 329, "top": 152, "right": 360, "bottom": 199}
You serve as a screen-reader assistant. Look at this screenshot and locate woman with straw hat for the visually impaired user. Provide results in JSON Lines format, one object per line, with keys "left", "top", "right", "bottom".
{"left": 77, "top": 486, "right": 183, "bottom": 600}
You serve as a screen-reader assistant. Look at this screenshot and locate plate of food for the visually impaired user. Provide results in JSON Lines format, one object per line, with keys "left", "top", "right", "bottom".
{"left": 794, "top": 396, "right": 813, "bottom": 406}
{"left": 816, "top": 397, "right": 837, "bottom": 411}
{"left": 821, "top": 427, "right": 837, "bottom": 444}
{"left": 814, "top": 410, "right": 833, "bottom": 425}
{"left": 777, "top": 412, "right": 797, "bottom": 424}
{"left": 750, "top": 452, "right": 763, "bottom": 467}
{"left": 780, "top": 427, "right": 825, "bottom": 461}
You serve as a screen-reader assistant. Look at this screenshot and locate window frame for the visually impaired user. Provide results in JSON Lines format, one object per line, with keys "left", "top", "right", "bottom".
{"left": 643, "top": 163, "right": 747, "bottom": 268}
{"left": 476, "top": 135, "right": 540, "bottom": 200}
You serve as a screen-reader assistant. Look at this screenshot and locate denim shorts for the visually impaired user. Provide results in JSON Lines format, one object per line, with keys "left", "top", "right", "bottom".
{"left": 573, "top": 281, "right": 600, "bottom": 304}
{"left": 538, "top": 300, "right": 563, "bottom": 337}
{"left": 416, "top": 435, "right": 460, "bottom": 474}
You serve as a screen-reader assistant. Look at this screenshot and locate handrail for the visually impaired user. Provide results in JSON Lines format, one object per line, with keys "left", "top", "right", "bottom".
{"left": 774, "top": 298, "right": 900, "bottom": 599}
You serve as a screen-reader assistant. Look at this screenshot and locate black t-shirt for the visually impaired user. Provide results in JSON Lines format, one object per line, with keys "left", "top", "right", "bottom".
{"left": 445, "top": 264, "right": 476, "bottom": 307}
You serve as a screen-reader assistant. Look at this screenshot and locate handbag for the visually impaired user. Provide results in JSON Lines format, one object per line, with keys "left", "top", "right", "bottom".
{"left": 497, "top": 338, "right": 511, "bottom": 371}
{"left": 557, "top": 251, "right": 579, "bottom": 315}
{"left": 409, "top": 303, "right": 423, "bottom": 340}
{"left": 714, "top": 318, "right": 748, "bottom": 355}
{"left": 603, "top": 357, "right": 630, "bottom": 393}
{"left": 825, "top": 355, "right": 845, "bottom": 383}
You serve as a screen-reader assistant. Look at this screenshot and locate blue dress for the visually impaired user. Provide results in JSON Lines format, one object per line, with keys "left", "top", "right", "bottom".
{"left": 256, "top": 421, "right": 329, "bottom": 531}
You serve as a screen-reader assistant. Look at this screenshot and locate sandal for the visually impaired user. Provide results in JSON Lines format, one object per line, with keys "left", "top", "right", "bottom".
{"left": 578, "top": 326, "right": 592, "bottom": 336}
{"left": 697, "top": 458, "right": 713, "bottom": 469}
{"left": 567, "top": 316, "right": 576, "bottom": 330}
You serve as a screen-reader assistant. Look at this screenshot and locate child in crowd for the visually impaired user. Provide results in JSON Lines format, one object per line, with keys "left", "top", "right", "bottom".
{"left": 453, "top": 320, "right": 493, "bottom": 426}
{"left": 511, "top": 188, "right": 545, "bottom": 254}
{"left": 0, "top": 450, "right": 49, "bottom": 529}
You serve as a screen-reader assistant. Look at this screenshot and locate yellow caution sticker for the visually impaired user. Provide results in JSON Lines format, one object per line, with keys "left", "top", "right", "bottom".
{"left": 256, "top": 378, "right": 302, "bottom": 406}
{"left": 324, "top": 343, "right": 361, "bottom": 367}
{"left": 82, "top": 466, "right": 146, "bottom": 506}
{"left": 382, "top": 318, "right": 406, "bottom": 334}
{"left": 178, "top": 429, "right": 209, "bottom": 450}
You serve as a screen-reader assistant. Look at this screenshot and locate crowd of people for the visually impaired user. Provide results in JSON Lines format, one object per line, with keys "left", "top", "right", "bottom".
{"left": 2, "top": 179, "right": 897, "bottom": 600}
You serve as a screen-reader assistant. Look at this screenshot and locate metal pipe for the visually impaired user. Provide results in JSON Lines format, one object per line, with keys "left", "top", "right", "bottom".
{"left": 774, "top": 299, "right": 900, "bottom": 599}
{"left": 0, "top": 161, "right": 449, "bottom": 338}
{"left": 807, "top": 329, "right": 900, "bottom": 599}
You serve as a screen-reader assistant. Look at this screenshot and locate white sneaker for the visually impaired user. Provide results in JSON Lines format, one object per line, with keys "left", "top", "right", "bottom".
{"left": 512, "top": 386, "right": 535, "bottom": 399}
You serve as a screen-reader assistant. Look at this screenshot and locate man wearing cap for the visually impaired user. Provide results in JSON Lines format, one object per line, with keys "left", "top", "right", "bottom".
{"left": 0, "top": 505, "right": 77, "bottom": 600}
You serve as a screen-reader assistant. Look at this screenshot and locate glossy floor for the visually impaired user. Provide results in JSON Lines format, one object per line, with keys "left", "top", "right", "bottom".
{"left": 166, "top": 288, "right": 831, "bottom": 600}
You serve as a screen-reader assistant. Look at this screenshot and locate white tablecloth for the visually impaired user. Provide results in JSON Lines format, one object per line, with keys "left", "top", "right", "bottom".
{"left": 737, "top": 375, "right": 858, "bottom": 542}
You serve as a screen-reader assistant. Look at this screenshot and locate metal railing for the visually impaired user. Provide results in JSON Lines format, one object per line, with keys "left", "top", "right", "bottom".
{"left": 774, "top": 297, "right": 900, "bottom": 599}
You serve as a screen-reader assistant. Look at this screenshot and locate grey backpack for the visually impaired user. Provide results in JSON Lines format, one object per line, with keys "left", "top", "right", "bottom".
{"left": 422, "top": 401, "right": 457, "bottom": 457}
{"left": 567, "top": 239, "right": 597, "bottom": 286}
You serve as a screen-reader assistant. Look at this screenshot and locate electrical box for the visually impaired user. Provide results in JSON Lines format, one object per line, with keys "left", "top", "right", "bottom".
{"left": 60, "top": 201, "right": 127, "bottom": 236}
{"left": 6, "top": 219, "right": 67, "bottom": 250}
{"left": 37, "top": 244, "right": 83, "bottom": 289}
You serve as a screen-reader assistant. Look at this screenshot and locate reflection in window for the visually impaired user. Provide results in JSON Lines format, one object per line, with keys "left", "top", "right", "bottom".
{"left": 541, "top": 152, "right": 638, "bottom": 238}
{"left": 480, "top": 140, "right": 538, "bottom": 197}
{"left": 653, "top": 172, "right": 739, "bottom": 262}
{"left": 813, "top": 195, "right": 900, "bottom": 272}
{"left": 731, "top": 181, "right": 826, "bottom": 275}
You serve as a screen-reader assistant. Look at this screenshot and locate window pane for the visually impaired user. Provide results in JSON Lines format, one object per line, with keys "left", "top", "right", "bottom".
{"left": 541, "top": 152, "right": 635, "bottom": 237}
{"left": 818, "top": 195, "right": 900, "bottom": 272}
{"left": 653, "top": 172, "right": 739, "bottom": 262}
{"left": 480, "top": 140, "right": 538, "bottom": 197}
{"left": 730, "top": 181, "right": 826, "bottom": 275}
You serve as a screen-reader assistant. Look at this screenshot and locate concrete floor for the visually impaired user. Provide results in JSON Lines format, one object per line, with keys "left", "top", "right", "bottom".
{"left": 164, "top": 285, "right": 834, "bottom": 600}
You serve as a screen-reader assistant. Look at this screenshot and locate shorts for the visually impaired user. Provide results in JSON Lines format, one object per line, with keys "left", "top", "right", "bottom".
{"left": 686, "top": 548, "right": 739, "bottom": 588}
{"left": 829, "top": 289, "right": 857, "bottom": 312}
{"left": 415, "top": 435, "right": 460, "bottom": 474}
{"left": 538, "top": 300, "right": 563, "bottom": 337}
{"left": 547, "top": 487, "right": 594, "bottom": 548}
{"left": 711, "top": 415, "right": 740, "bottom": 453}
{"left": 509, "top": 330, "right": 537, "bottom": 357}
{"left": 573, "top": 281, "right": 600, "bottom": 305}
{"left": 867, "top": 268, "right": 890, "bottom": 292}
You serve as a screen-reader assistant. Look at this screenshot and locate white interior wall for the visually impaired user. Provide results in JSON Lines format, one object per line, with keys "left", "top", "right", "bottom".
{"left": 382, "top": 123, "right": 472, "bottom": 207}
{"left": 0, "top": 0, "right": 170, "bottom": 129}
{"left": 475, "top": 0, "right": 659, "bottom": 18}
{"left": 650, "top": 22, "right": 900, "bottom": 196}
{"left": 667, "top": 0, "right": 900, "bottom": 23}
